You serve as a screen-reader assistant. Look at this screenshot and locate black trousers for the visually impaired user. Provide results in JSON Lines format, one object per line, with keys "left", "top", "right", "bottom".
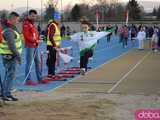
{"left": 131, "top": 33, "right": 136, "bottom": 41}
{"left": 46, "top": 45, "right": 57, "bottom": 75}
{"left": 80, "top": 50, "right": 93, "bottom": 71}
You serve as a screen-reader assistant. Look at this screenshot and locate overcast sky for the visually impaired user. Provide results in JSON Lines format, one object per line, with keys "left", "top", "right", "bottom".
{"left": 0, "top": 0, "right": 160, "bottom": 12}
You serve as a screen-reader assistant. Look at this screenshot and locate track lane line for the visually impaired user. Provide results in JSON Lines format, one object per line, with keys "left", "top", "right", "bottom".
{"left": 107, "top": 51, "right": 151, "bottom": 94}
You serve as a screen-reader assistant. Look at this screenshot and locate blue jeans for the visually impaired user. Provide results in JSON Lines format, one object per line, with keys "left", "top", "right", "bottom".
{"left": 2, "top": 55, "right": 16, "bottom": 97}
{"left": 25, "top": 47, "right": 42, "bottom": 81}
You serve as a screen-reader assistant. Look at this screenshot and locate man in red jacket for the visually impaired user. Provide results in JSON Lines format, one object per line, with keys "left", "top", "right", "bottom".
{"left": 22, "top": 9, "right": 48, "bottom": 85}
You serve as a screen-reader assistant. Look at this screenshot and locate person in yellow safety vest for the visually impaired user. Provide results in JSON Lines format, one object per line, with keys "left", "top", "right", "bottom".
{"left": 46, "top": 12, "right": 62, "bottom": 78}
{"left": 0, "top": 12, "right": 22, "bottom": 101}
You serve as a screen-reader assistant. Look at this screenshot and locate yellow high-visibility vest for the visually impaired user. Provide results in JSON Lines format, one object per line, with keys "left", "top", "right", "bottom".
{"left": 0, "top": 29, "right": 22, "bottom": 54}
{"left": 47, "top": 23, "right": 61, "bottom": 47}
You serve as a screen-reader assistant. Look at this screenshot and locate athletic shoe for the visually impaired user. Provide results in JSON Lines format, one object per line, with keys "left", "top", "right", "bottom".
{"left": 80, "top": 68, "right": 85, "bottom": 75}
{"left": 49, "top": 75, "right": 67, "bottom": 81}
{"left": 47, "top": 75, "right": 53, "bottom": 78}
{"left": 51, "top": 75, "right": 61, "bottom": 80}
{"left": 154, "top": 49, "right": 158, "bottom": 52}
{"left": 1, "top": 95, "right": 18, "bottom": 101}
{"left": 25, "top": 80, "right": 38, "bottom": 86}
{"left": 7, "top": 95, "right": 18, "bottom": 101}
{"left": 39, "top": 79, "right": 49, "bottom": 84}
{"left": 1, "top": 97, "right": 11, "bottom": 101}
{"left": 89, "top": 57, "right": 93, "bottom": 61}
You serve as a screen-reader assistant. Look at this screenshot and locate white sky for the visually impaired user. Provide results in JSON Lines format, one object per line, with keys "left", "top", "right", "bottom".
{"left": 0, "top": 0, "right": 159, "bottom": 11}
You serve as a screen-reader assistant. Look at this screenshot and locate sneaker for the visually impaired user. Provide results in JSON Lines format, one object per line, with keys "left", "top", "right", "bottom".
{"left": 154, "top": 49, "right": 158, "bottom": 52}
{"left": 39, "top": 79, "right": 49, "bottom": 84}
{"left": 50, "top": 75, "right": 66, "bottom": 81}
{"left": 51, "top": 75, "right": 61, "bottom": 80}
{"left": 2, "top": 97, "right": 11, "bottom": 101}
{"left": 80, "top": 68, "right": 85, "bottom": 75}
{"left": 44, "top": 75, "right": 52, "bottom": 80}
{"left": 47, "top": 74, "right": 52, "bottom": 78}
{"left": 25, "top": 80, "right": 38, "bottom": 86}
{"left": 7, "top": 95, "right": 18, "bottom": 101}
{"left": 89, "top": 57, "right": 93, "bottom": 61}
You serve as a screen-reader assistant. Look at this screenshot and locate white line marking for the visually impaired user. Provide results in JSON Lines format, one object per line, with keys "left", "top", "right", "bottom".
{"left": 107, "top": 51, "right": 151, "bottom": 94}
{"left": 45, "top": 49, "right": 133, "bottom": 93}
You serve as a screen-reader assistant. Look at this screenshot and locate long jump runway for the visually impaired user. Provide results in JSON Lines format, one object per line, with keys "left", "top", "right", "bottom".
{"left": 110, "top": 50, "right": 160, "bottom": 95}
{"left": 53, "top": 48, "right": 160, "bottom": 96}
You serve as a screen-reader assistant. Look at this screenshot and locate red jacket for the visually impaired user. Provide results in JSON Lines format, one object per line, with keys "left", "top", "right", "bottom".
{"left": 22, "top": 18, "right": 39, "bottom": 48}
